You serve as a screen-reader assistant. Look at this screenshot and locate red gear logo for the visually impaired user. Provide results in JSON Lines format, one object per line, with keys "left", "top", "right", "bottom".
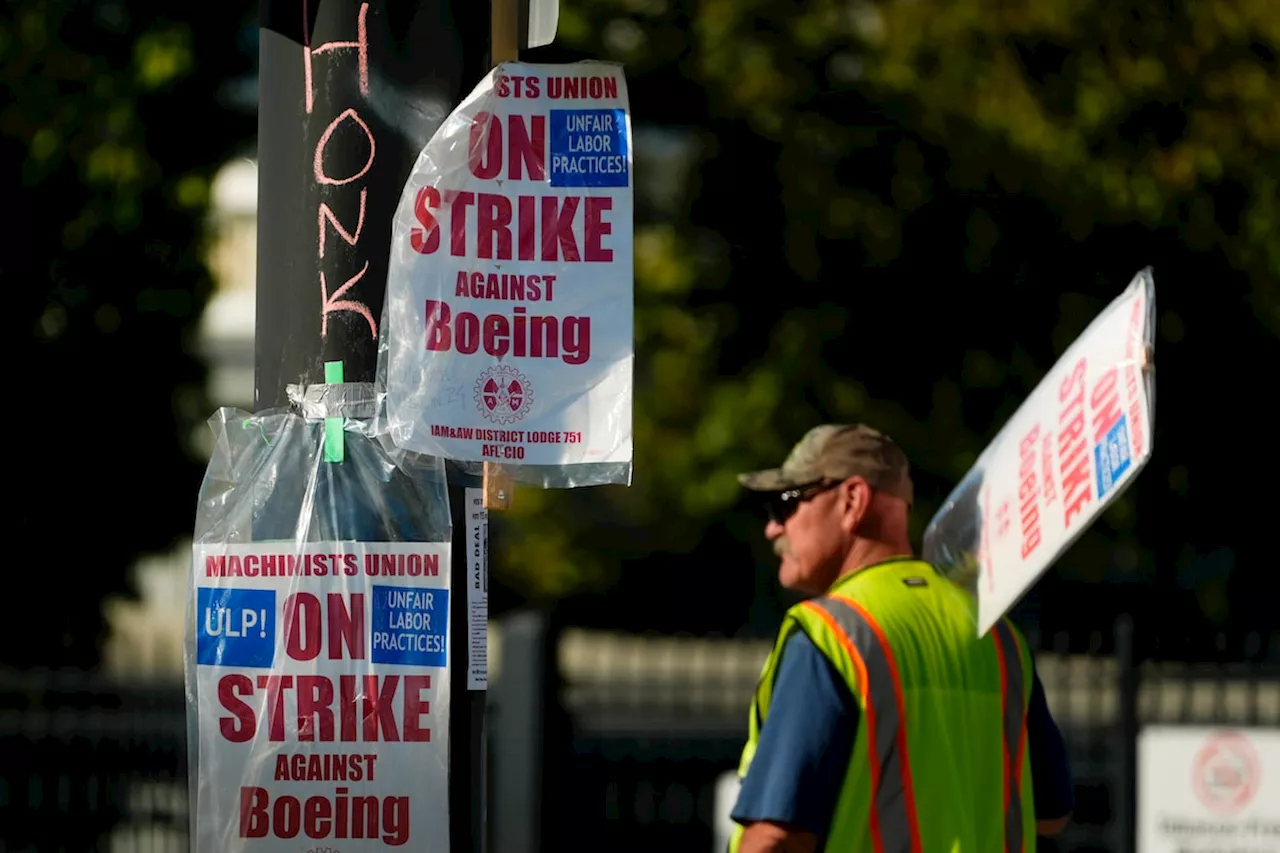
{"left": 475, "top": 365, "right": 534, "bottom": 424}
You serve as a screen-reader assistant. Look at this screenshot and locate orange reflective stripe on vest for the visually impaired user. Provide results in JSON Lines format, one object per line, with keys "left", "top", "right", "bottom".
{"left": 991, "top": 620, "right": 1028, "bottom": 853}
{"left": 802, "top": 594, "right": 923, "bottom": 853}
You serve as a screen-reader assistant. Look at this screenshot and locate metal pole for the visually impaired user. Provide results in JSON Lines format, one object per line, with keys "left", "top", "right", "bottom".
{"left": 490, "top": 611, "right": 548, "bottom": 853}
{"left": 255, "top": 0, "right": 489, "bottom": 403}
{"left": 253, "top": 3, "right": 491, "bottom": 850}
{"left": 1115, "top": 613, "right": 1138, "bottom": 853}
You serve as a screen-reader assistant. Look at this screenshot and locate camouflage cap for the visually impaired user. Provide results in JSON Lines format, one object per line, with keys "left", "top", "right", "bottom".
{"left": 737, "top": 424, "right": 914, "bottom": 504}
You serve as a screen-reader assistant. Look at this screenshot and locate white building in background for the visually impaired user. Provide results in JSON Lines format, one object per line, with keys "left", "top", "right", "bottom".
{"left": 101, "top": 157, "right": 258, "bottom": 679}
{"left": 198, "top": 157, "right": 258, "bottom": 413}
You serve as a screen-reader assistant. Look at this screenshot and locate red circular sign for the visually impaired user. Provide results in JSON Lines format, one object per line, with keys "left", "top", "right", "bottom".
{"left": 1191, "top": 731, "right": 1261, "bottom": 815}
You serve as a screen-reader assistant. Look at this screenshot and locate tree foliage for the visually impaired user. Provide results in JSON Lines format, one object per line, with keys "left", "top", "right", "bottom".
{"left": 501, "top": 0, "right": 1280, "bottom": 649}
{"left": 1, "top": 1, "right": 254, "bottom": 667}
{"left": 4, "top": 0, "right": 1275, "bottom": 664}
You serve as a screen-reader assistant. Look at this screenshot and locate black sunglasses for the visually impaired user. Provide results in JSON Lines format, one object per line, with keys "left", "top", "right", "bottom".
{"left": 763, "top": 480, "right": 840, "bottom": 525}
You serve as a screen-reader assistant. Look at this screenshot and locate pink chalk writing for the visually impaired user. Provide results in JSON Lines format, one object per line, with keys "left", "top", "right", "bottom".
{"left": 306, "top": 0, "right": 377, "bottom": 341}
{"left": 319, "top": 188, "right": 368, "bottom": 260}
{"left": 303, "top": 1, "right": 370, "bottom": 116}
{"left": 321, "top": 262, "right": 377, "bottom": 339}
{"left": 314, "top": 108, "right": 377, "bottom": 186}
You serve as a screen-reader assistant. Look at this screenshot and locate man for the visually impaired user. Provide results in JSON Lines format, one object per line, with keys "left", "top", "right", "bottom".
{"left": 728, "top": 424, "right": 1074, "bottom": 853}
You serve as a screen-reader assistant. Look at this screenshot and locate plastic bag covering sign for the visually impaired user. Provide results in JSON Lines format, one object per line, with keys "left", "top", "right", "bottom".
{"left": 924, "top": 269, "right": 1156, "bottom": 636}
{"left": 382, "top": 61, "right": 633, "bottom": 469}
{"left": 191, "top": 542, "right": 450, "bottom": 853}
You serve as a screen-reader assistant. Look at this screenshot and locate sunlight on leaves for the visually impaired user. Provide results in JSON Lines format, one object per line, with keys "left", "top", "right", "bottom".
{"left": 134, "top": 28, "right": 193, "bottom": 90}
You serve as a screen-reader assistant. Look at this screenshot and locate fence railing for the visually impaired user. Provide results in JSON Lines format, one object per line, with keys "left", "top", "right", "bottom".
{"left": 547, "top": 616, "right": 1280, "bottom": 853}
{"left": 2, "top": 616, "right": 1276, "bottom": 853}
{"left": 0, "top": 669, "right": 188, "bottom": 853}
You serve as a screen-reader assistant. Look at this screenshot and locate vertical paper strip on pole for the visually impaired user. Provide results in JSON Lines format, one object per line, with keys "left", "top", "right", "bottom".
{"left": 923, "top": 268, "right": 1157, "bottom": 636}
{"left": 379, "top": 61, "right": 633, "bottom": 487}
{"left": 464, "top": 487, "right": 488, "bottom": 690}
{"left": 191, "top": 541, "right": 451, "bottom": 852}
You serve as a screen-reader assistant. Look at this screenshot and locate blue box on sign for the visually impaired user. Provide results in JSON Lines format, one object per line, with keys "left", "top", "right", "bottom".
{"left": 370, "top": 585, "right": 450, "bottom": 667}
{"left": 196, "top": 587, "right": 276, "bottom": 668}
{"left": 549, "top": 109, "right": 629, "bottom": 188}
{"left": 1094, "top": 415, "right": 1133, "bottom": 499}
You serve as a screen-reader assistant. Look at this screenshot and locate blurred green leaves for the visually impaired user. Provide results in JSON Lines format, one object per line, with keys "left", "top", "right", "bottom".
{"left": 1, "top": 1, "right": 254, "bottom": 666}
{"left": 494, "top": 0, "right": 1279, "bottom": 629}
{"left": 856, "top": 0, "right": 1280, "bottom": 315}
{"left": 134, "top": 26, "right": 193, "bottom": 89}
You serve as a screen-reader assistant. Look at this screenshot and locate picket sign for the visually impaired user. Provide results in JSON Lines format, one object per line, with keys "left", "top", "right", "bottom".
{"left": 924, "top": 269, "right": 1157, "bottom": 635}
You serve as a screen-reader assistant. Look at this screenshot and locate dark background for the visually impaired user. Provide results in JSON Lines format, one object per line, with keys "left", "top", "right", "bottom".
{"left": 2, "top": 0, "right": 1277, "bottom": 850}
{"left": 5, "top": 0, "right": 1276, "bottom": 670}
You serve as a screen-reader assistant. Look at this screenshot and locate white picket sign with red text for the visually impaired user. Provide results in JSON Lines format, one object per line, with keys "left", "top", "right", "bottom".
{"left": 970, "top": 270, "right": 1156, "bottom": 635}
{"left": 190, "top": 542, "right": 451, "bottom": 853}
{"left": 380, "top": 61, "right": 634, "bottom": 470}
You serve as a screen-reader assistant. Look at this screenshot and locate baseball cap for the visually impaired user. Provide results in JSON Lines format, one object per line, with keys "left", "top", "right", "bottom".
{"left": 737, "top": 424, "right": 914, "bottom": 504}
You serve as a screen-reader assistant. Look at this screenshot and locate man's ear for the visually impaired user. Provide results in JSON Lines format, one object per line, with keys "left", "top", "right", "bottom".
{"left": 840, "top": 476, "right": 870, "bottom": 532}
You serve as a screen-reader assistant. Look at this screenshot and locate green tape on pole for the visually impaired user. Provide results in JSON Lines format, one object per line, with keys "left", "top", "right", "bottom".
{"left": 324, "top": 361, "right": 344, "bottom": 463}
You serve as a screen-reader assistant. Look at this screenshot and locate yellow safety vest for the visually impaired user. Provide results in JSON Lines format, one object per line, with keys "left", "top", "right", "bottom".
{"left": 729, "top": 558, "right": 1036, "bottom": 853}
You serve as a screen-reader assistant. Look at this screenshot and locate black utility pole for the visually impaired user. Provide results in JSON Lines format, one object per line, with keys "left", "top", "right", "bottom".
{"left": 255, "top": 0, "right": 489, "bottom": 404}
{"left": 254, "top": 3, "right": 492, "bottom": 851}
{"left": 1116, "top": 613, "right": 1138, "bottom": 853}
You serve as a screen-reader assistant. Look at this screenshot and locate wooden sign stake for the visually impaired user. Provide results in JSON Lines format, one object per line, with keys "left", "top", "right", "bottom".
{"left": 484, "top": 0, "right": 519, "bottom": 511}
{"left": 491, "top": 0, "right": 518, "bottom": 66}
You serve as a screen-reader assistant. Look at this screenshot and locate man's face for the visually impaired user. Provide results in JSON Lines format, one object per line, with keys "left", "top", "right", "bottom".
{"left": 764, "top": 480, "right": 853, "bottom": 597}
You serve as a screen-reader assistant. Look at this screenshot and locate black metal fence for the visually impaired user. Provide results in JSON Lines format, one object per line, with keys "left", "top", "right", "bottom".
{"left": 540, "top": 614, "right": 1280, "bottom": 853}
{"left": 0, "top": 670, "right": 188, "bottom": 853}
{"left": 2, "top": 615, "right": 1277, "bottom": 853}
